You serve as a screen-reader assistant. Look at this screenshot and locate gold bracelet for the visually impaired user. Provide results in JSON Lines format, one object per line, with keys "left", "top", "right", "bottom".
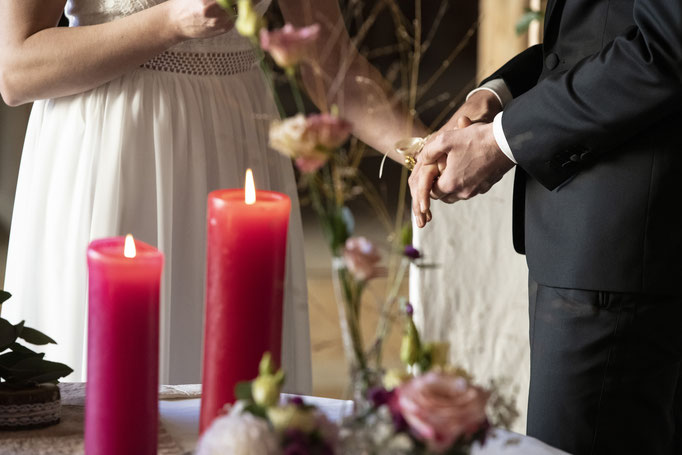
{"left": 394, "top": 135, "right": 431, "bottom": 171}
{"left": 379, "top": 134, "right": 431, "bottom": 178}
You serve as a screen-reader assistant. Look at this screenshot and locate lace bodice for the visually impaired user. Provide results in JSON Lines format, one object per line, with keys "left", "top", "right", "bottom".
{"left": 65, "top": 0, "right": 272, "bottom": 53}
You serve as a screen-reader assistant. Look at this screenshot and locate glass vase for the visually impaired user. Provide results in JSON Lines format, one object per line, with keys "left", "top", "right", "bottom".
{"left": 331, "top": 256, "right": 377, "bottom": 405}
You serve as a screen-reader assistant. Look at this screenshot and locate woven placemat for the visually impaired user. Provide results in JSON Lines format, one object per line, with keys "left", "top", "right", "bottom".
{"left": 0, "top": 383, "right": 185, "bottom": 455}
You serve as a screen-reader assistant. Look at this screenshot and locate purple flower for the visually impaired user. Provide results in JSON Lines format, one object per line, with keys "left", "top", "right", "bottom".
{"left": 283, "top": 441, "right": 311, "bottom": 455}
{"left": 283, "top": 428, "right": 309, "bottom": 444}
{"left": 392, "top": 409, "right": 409, "bottom": 433}
{"left": 288, "top": 396, "right": 306, "bottom": 407}
{"left": 404, "top": 245, "right": 421, "bottom": 260}
{"left": 405, "top": 303, "right": 414, "bottom": 317}
{"left": 368, "top": 387, "right": 392, "bottom": 407}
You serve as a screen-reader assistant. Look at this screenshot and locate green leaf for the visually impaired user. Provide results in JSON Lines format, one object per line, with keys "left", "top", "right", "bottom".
{"left": 400, "top": 223, "right": 413, "bottom": 248}
{"left": 1, "top": 356, "right": 72, "bottom": 385}
{"left": 18, "top": 326, "right": 57, "bottom": 345}
{"left": 13, "top": 320, "right": 24, "bottom": 337}
{"left": 243, "top": 403, "right": 268, "bottom": 420}
{"left": 340, "top": 206, "right": 355, "bottom": 238}
{"left": 0, "top": 318, "right": 18, "bottom": 352}
{"left": 515, "top": 9, "right": 543, "bottom": 36}
{"left": 9, "top": 342, "right": 38, "bottom": 355}
{"left": 0, "top": 291, "right": 10, "bottom": 306}
{"left": 234, "top": 381, "right": 254, "bottom": 401}
{"left": 0, "top": 350, "right": 43, "bottom": 369}
{"left": 415, "top": 263, "right": 440, "bottom": 269}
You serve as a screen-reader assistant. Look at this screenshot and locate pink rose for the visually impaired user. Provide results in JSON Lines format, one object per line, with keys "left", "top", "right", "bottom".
{"left": 270, "top": 113, "right": 351, "bottom": 173}
{"left": 397, "top": 372, "right": 489, "bottom": 453}
{"left": 343, "top": 237, "right": 382, "bottom": 281}
{"left": 260, "top": 24, "right": 321, "bottom": 68}
{"left": 302, "top": 113, "right": 352, "bottom": 150}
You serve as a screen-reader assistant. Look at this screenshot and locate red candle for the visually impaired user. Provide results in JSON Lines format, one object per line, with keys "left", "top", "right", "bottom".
{"left": 85, "top": 235, "right": 163, "bottom": 455}
{"left": 200, "top": 169, "right": 291, "bottom": 432}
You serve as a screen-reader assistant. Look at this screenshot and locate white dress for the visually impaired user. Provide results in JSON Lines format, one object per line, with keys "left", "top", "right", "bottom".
{"left": 3, "top": 0, "right": 312, "bottom": 392}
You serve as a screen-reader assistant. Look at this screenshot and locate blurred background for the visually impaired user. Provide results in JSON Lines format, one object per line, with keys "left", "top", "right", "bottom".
{"left": 0, "top": 0, "right": 544, "bottom": 432}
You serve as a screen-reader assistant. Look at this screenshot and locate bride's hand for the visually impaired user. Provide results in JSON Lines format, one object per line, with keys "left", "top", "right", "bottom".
{"left": 166, "top": 0, "right": 235, "bottom": 40}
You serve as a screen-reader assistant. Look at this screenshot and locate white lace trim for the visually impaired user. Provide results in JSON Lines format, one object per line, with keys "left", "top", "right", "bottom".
{"left": 141, "top": 49, "right": 257, "bottom": 76}
{"left": 0, "top": 400, "right": 61, "bottom": 427}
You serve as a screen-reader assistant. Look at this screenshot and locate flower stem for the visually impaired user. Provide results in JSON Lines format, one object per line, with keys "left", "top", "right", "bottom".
{"left": 254, "top": 43, "right": 286, "bottom": 118}
{"left": 372, "top": 258, "right": 409, "bottom": 367}
{"left": 286, "top": 67, "right": 306, "bottom": 114}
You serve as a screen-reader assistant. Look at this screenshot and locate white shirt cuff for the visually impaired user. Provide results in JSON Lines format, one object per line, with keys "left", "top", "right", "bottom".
{"left": 466, "top": 79, "right": 513, "bottom": 108}
{"left": 493, "top": 112, "right": 516, "bottom": 164}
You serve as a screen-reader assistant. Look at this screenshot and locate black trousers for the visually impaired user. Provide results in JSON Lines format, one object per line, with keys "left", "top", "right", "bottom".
{"left": 527, "top": 278, "right": 682, "bottom": 455}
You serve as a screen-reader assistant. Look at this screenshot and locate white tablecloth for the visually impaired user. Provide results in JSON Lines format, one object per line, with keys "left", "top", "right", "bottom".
{"left": 0, "top": 384, "right": 569, "bottom": 454}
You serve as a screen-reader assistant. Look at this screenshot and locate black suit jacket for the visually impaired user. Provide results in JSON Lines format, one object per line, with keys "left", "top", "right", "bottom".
{"left": 484, "top": 0, "right": 682, "bottom": 294}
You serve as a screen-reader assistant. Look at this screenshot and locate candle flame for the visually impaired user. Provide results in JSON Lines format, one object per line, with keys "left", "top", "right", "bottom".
{"left": 245, "top": 169, "right": 256, "bottom": 205}
{"left": 124, "top": 234, "right": 137, "bottom": 258}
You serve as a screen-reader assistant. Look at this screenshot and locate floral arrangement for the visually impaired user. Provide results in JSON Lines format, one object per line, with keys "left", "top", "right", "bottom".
{"left": 197, "top": 310, "right": 517, "bottom": 454}
{"left": 337, "top": 304, "right": 518, "bottom": 454}
{"left": 197, "top": 2, "right": 518, "bottom": 453}
{"left": 197, "top": 353, "right": 338, "bottom": 455}
{"left": 0, "top": 291, "right": 73, "bottom": 387}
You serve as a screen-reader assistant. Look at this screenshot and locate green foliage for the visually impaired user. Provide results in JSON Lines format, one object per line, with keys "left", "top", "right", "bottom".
{"left": 0, "top": 291, "right": 73, "bottom": 386}
{"left": 319, "top": 205, "right": 354, "bottom": 256}
{"left": 400, "top": 222, "right": 413, "bottom": 248}
{"left": 516, "top": 8, "right": 544, "bottom": 36}
{"left": 235, "top": 380, "right": 254, "bottom": 401}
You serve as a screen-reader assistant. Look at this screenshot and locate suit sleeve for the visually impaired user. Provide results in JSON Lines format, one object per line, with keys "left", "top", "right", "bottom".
{"left": 480, "top": 44, "right": 544, "bottom": 99}
{"left": 503, "top": 0, "right": 682, "bottom": 190}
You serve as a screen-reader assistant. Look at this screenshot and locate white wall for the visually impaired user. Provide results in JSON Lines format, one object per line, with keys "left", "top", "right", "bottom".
{"left": 411, "top": 170, "right": 530, "bottom": 433}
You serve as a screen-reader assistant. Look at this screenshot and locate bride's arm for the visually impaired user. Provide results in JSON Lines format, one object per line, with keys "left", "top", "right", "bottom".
{"left": 0, "top": 0, "right": 233, "bottom": 106}
{"left": 278, "top": 0, "right": 428, "bottom": 162}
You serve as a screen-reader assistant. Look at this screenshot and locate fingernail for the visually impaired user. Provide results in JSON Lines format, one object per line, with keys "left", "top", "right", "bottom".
{"left": 426, "top": 210, "right": 432, "bottom": 222}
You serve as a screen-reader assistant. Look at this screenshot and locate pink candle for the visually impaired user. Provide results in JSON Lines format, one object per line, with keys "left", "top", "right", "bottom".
{"left": 200, "top": 170, "right": 290, "bottom": 432}
{"left": 86, "top": 235, "right": 163, "bottom": 455}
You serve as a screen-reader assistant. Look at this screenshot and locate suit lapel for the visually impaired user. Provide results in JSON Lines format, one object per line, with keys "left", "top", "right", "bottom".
{"left": 544, "top": 0, "right": 563, "bottom": 36}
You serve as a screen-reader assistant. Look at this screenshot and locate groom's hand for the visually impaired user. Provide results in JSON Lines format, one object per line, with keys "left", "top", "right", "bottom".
{"left": 409, "top": 122, "right": 514, "bottom": 227}
{"left": 443, "top": 90, "right": 503, "bottom": 130}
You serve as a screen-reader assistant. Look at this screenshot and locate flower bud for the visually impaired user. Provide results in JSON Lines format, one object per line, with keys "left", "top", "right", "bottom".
{"left": 400, "top": 319, "right": 421, "bottom": 367}
{"left": 259, "top": 352, "right": 275, "bottom": 376}
{"left": 260, "top": 24, "right": 321, "bottom": 68}
{"left": 235, "top": 0, "right": 261, "bottom": 38}
{"left": 343, "top": 236, "right": 382, "bottom": 282}
{"left": 267, "top": 405, "right": 317, "bottom": 434}
{"left": 215, "top": 0, "right": 232, "bottom": 10}
{"left": 252, "top": 374, "right": 282, "bottom": 407}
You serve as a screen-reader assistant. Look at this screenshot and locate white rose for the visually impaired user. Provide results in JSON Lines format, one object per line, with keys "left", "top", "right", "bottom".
{"left": 196, "top": 404, "right": 280, "bottom": 455}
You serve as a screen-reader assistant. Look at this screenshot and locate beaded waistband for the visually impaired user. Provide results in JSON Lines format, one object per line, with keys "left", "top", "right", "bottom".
{"left": 141, "top": 50, "right": 257, "bottom": 76}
